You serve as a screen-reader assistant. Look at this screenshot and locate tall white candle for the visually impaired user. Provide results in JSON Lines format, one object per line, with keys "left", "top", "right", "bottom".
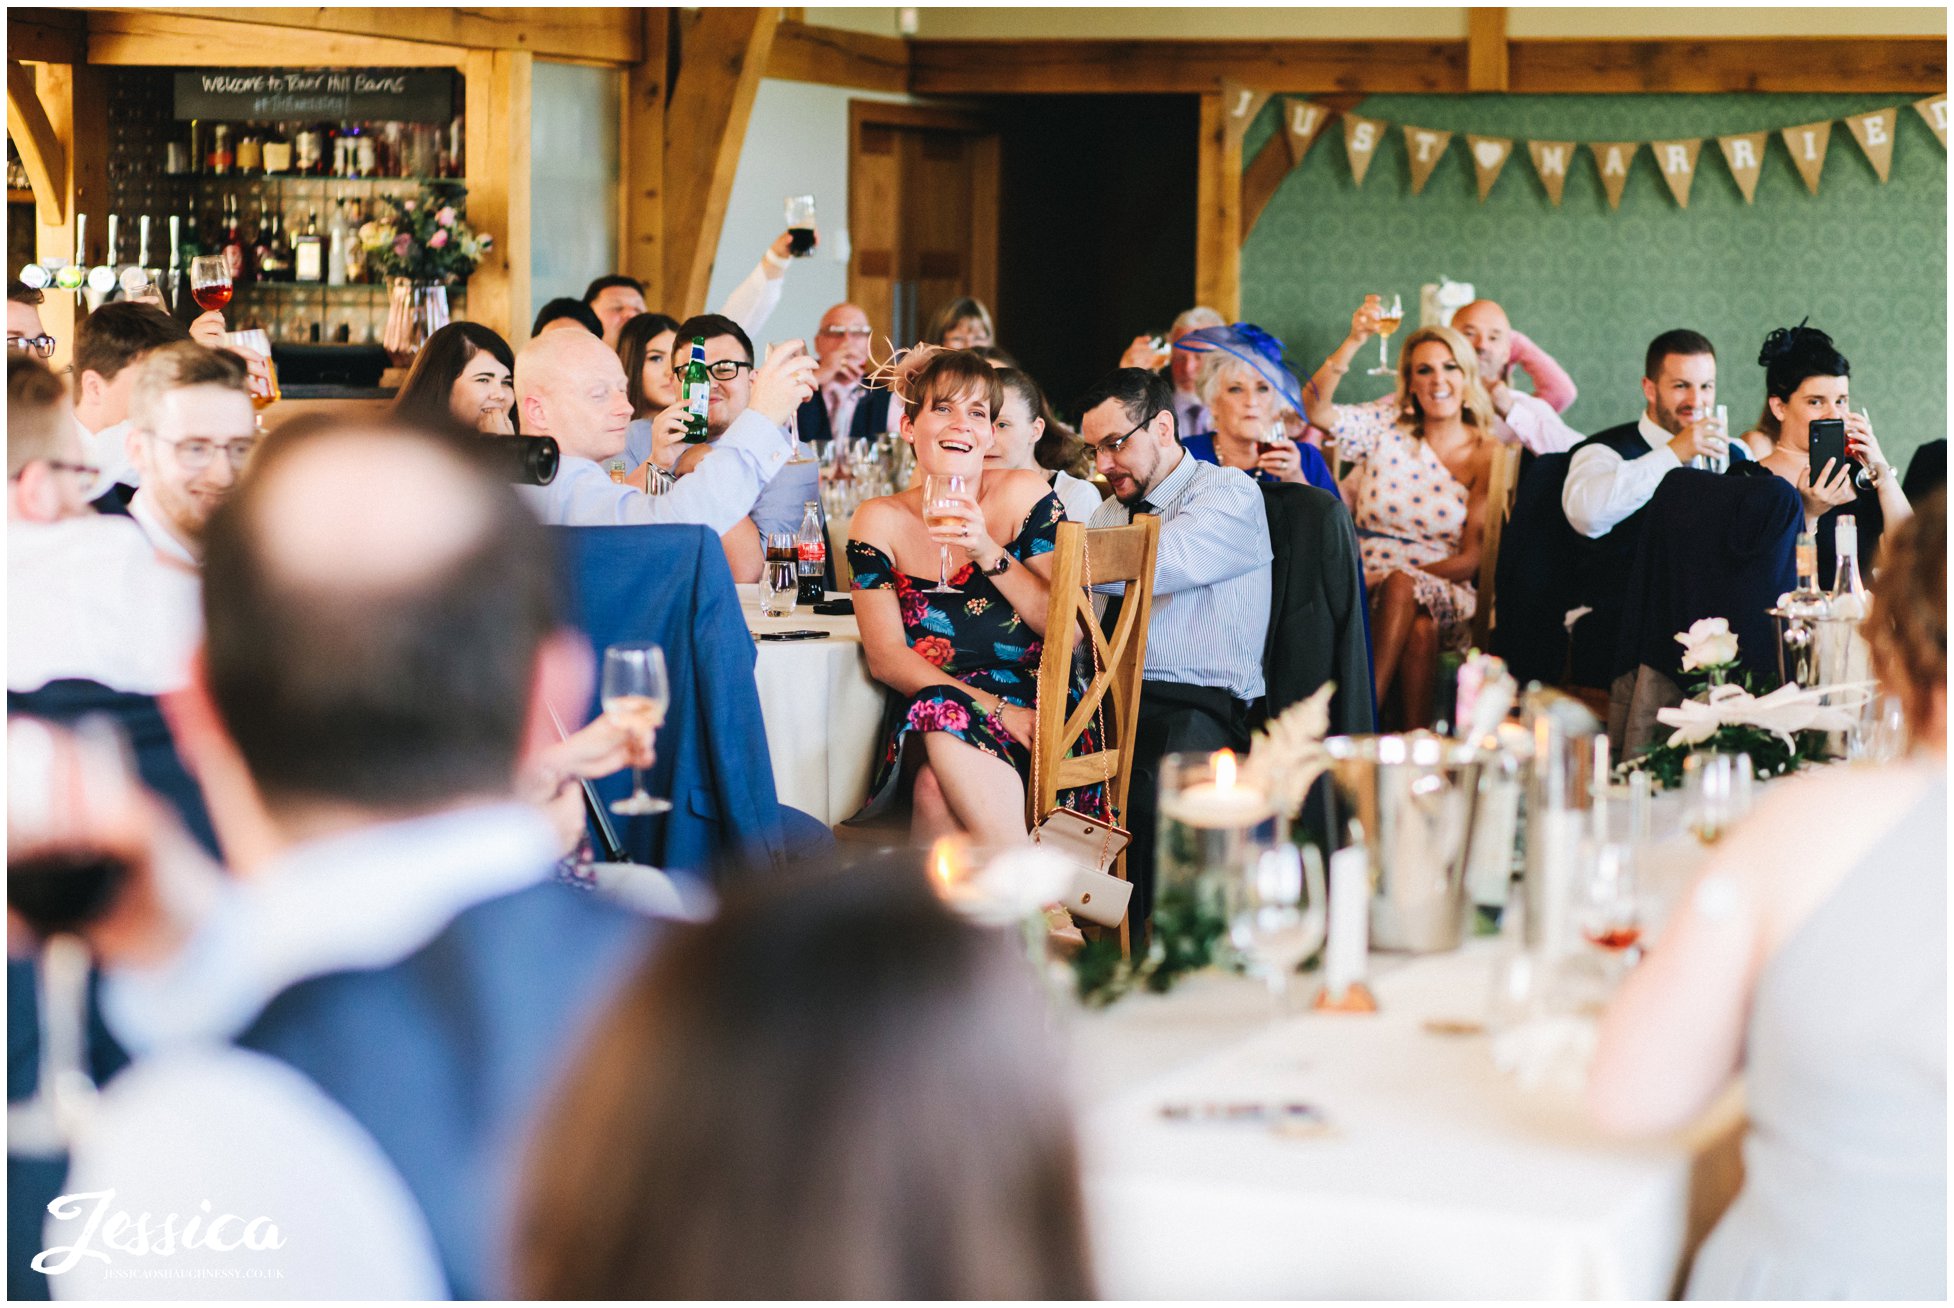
{"left": 1323, "top": 845, "right": 1371, "bottom": 996}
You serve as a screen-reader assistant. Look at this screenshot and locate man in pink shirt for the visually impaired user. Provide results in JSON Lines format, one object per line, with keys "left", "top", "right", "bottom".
{"left": 1451, "top": 299, "right": 1582, "bottom": 453}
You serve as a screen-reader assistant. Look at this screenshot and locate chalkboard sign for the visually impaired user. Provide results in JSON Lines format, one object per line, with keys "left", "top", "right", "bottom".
{"left": 174, "top": 69, "right": 456, "bottom": 123}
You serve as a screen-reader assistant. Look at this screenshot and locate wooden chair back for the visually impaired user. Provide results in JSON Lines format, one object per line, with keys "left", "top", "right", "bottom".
{"left": 1029, "top": 516, "right": 1161, "bottom": 956}
{"left": 1470, "top": 442, "right": 1525, "bottom": 650}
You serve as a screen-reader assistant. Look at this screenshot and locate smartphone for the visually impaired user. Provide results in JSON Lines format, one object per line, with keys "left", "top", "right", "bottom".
{"left": 757, "top": 630, "right": 828, "bottom": 642}
{"left": 1807, "top": 417, "right": 1849, "bottom": 483}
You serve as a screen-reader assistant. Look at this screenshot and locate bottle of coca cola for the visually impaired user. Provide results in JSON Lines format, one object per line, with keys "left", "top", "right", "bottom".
{"left": 796, "top": 501, "right": 827, "bottom": 604}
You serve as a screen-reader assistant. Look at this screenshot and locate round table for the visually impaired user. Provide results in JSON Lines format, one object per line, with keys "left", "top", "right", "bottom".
{"left": 736, "top": 585, "right": 884, "bottom": 826}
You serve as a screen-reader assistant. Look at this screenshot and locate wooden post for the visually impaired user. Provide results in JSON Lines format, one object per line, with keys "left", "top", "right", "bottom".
{"left": 28, "top": 61, "right": 107, "bottom": 373}
{"left": 1194, "top": 92, "right": 1242, "bottom": 320}
{"left": 465, "top": 49, "right": 532, "bottom": 343}
{"left": 661, "top": 6, "right": 780, "bottom": 317}
{"left": 620, "top": 8, "right": 667, "bottom": 307}
{"left": 1467, "top": 8, "right": 1510, "bottom": 93}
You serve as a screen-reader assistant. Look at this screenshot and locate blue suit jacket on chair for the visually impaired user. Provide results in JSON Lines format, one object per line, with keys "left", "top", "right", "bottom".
{"left": 550, "top": 524, "right": 787, "bottom": 880}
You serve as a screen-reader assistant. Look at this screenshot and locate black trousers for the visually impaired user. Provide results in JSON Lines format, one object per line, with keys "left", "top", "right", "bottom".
{"left": 1122, "top": 680, "right": 1254, "bottom": 947}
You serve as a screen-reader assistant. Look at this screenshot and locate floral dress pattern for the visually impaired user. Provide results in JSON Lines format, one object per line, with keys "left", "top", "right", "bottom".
{"left": 846, "top": 490, "right": 1108, "bottom": 824}
{"left": 1333, "top": 406, "right": 1477, "bottom": 650}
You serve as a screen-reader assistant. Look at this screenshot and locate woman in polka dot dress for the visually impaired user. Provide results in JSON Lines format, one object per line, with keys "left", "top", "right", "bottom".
{"left": 1317, "top": 315, "right": 1495, "bottom": 728}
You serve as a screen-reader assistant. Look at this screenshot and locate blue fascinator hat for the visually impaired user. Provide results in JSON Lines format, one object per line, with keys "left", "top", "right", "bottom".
{"left": 1173, "top": 323, "right": 1305, "bottom": 413}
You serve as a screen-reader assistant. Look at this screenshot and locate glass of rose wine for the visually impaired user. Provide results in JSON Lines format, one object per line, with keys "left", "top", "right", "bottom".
{"left": 1367, "top": 293, "right": 1404, "bottom": 377}
{"left": 601, "top": 643, "right": 672, "bottom": 816}
{"left": 922, "top": 473, "right": 968, "bottom": 594}
{"left": 1578, "top": 840, "right": 1644, "bottom": 970}
{"left": 189, "top": 254, "right": 232, "bottom": 313}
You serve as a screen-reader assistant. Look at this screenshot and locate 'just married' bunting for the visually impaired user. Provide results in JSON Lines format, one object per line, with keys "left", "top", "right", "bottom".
{"left": 1780, "top": 120, "right": 1833, "bottom": 195}
{"left": 1342, "top": 113, "right": 1384, "bottom": 187}
{"left": 1651, "top": 139, "right": 1703, "bottom": 209}
{"left": 1465, "top": 134, "right": 1514, "bottom": 201}
{"left": 1845, "top": 109, "right": 1898, "bottom": 182}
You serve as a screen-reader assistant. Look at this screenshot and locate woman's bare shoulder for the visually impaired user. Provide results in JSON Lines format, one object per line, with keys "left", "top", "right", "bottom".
{"left": 849, "top": 492, "right": 913, "bottom": 542}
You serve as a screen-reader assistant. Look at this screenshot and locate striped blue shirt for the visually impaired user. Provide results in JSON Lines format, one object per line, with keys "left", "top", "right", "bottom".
{"left": 1088, "top": 448, "right": 1272, "bottom": 700}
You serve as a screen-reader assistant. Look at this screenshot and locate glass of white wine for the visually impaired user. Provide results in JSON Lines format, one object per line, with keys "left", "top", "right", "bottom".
{"left": 921, "top": 473, "right": 968, "bottom": 594}
{"left": 1682, "top": 750, "right": 1749, "bottom": 845}
{"left": 1367, "top": 293, "right": 1404, "bottom": 377}
{"left": 601, "top": 643, "right": 672, "bottom": 816}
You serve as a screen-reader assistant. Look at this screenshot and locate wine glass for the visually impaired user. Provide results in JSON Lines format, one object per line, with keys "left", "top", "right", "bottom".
{"left": 1366, "top": 293, "right": 1404, "bottom": 376}
{"left": 601, "top": 643, "right": 672, "bottom": 816}
{"left": 1227, "top": 843, "right": 1328, "bottom": 1017}
{"left": 760, "top": 554, "right": 799, "bottom": 619}
{"left": 922, "top": 473, "right": 968, "bottom": 594}
{"left": 784, "top": 195, "right": 818, "bottom": 257}
{"left": 1577, "top": 840, "right": 1644, "bottom": 970}
{"left": 1682, "top": 751, "right": 1750, "bottom": 845}
{"left": 189, "top": 254, "right": 232, "bottom": 313}
{"left": 7, "top": 717, "right": 140, "bottom": 1155}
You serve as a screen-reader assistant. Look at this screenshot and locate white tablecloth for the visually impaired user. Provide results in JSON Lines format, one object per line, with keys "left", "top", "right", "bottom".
{"left": 1070, "top": 941, "right": 1743, "bottom": 1300}
{"left": 736, "top": 585, "right": 884, "bottom": 825}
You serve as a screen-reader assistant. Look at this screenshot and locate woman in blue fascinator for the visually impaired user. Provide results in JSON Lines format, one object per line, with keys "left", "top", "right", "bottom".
{"left": 1173, "top": 323, "right": 1342, "bottom": 498}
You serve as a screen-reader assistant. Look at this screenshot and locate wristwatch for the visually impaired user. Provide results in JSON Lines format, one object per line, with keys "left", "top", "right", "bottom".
{"left": 983, "top": 552, "right": 1012, "bottom": 578}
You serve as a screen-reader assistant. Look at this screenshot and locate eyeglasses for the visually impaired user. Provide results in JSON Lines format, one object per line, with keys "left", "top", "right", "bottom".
{"left": 146, "top": 433, "right": 260, "bottom": 471}
{"left": 9, "top": 459, "right": 102, "bottom": 494}
{"left": 9, "top": 334, "right": 56, "bottom": 359}
{"left": 818, "top": 325, "right": 874, "bottom": 339}
{"left": 673, "top": 359, "right": 752, "bottom": 382}
{"left": 1090, "top": 413, "right": 1156, "bottom": 460}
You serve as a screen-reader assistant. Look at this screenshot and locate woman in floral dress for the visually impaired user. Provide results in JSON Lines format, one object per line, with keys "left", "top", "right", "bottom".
{"left": 847, "top": 347, "right": 1105, "bottom": 845}
{"left": 1311, "top": 312, "right": 1495, "bottom": 728}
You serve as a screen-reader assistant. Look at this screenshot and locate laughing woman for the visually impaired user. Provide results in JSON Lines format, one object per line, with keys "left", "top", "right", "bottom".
{"left": 845, "top": 347, "right": 1103, "bottom": 846}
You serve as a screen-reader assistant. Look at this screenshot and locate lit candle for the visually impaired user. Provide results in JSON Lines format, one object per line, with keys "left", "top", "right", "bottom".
{"left": 1159, "top": 749, "right": 1273, "bottom": 828}
{"left": 1323, "top": 844, "right": 1371, "bottom": 997}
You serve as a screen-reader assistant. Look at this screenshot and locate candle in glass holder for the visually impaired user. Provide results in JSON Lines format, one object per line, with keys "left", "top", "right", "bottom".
{"left": 1158, "top": 749, "right": 1272, "bottom": 827}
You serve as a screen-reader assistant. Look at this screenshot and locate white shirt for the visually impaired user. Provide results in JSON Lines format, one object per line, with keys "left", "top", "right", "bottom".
{"left": 1561, "top": 415, "right": 1683, "bottom": 539}
{"left": 7, "top": 516, "right": 201, "bottom": 694}
{"left": 517, "top": 408, "right": 790, "bottom": 534}
{"left": 78, "top": 416, "right": 139, "bottom": 491}
{"left": 78, "top": 804, "right": 564, "bottom": 1299}
{"left": 1053, "top": 469, "right": 1104, "bottom": 523}
{"left": 127, "top": 489, "right": 196, "bottom": 568}
{"left": 717, "top": 257, "right": 786, "bottom": 342}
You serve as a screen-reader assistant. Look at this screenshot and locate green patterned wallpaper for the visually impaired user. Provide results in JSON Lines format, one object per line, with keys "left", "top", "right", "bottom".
{"left": 1242, "top": 94, "right": 1946, "bottom": 470}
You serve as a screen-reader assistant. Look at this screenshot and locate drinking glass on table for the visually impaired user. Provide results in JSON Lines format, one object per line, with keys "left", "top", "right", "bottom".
{"left": 1366, "top": 293, "right": 1404, "bottom": 376}
{"left": 188, "top": 255, "right": 232, "bottom": 313}
{"left": 760, "top": 535, "right": 800, "bottom": 619}
{"left": 1682, "top": 750, "right": 1750, "bottom": 845}
{"left": 1226, "top": 843, "right": 1328, "bottom": 1016}
{"left": 921, "top": 473, "right": 969, "bottom": 594}
{"left": 1577, "top": 839, "right": 1645, "bottom": 969}
{"left": 601, "top": 643, "right": 672, "bottom": 816}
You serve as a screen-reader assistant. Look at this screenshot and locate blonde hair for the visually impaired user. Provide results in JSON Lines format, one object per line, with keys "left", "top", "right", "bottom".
{"left": 1393, "top": 325, "right": 1495, "bottom": 440}
{"left": 127, "top": 341, "right": 250, "bottom": 433}
{"left": 1193, "top": 351, "right": 1292, "bottom": 414}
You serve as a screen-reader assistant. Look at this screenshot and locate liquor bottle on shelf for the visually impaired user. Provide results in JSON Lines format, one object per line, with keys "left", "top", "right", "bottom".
{"left": 356, "top": 130, "right": 378, "bottom": 179}
{"left": 249, "top": 206, "right": 273, "bottom": 283}
{"left": 293, "top": 209, "right": 324, "bottom": 284}
{"left": 221, "top": 195, "right": 247, "bottom": 283}
{"left": 209, "top": 123, "right": 234, "bottom": 177}
{"left": 237, "top": 130, "right": 263, "bottom": 175}
{"left": 343, "top": 199, "right": 368, "bottom": 284}
{"left": 1827, "top": 516, "right": 1874, "bottom": 683}
{"left": 188, "top": 119, "right": 203, "bottom": 176}
{"left": 326, "top": 200, "right": 348, "bottom": 288}
{"left": 294, "top": 124, "right": 324, "bottom": 177}
{"left": 263, "top": 122, "right": 293, "bottom": 176}
{"left": 255, "top": 212, "right": 286, "bottom": 283}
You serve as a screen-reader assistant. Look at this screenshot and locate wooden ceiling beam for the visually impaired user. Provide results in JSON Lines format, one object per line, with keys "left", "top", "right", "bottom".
{"left": 766, "top": 19, "right": 907, "bottom": 93}
{"left": 87, "top": 10, "right": 467, "bottom": 68}
{"left": 1508, "top": 38, "right": 1946, "bottom": 94}
{"left": 104, "top": 7, "right": 640, "bottom": 64}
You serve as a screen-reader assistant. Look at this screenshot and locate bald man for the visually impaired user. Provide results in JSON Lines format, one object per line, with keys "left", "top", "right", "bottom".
{"left": 1448, "top": 300, "right": 1583, "bottom": 455}
{"left": 794, "top": 301, "right": 897, "bottom": 451}
{"left": 511, "top": 324, "right": 814, "bottom": 531}
{"left": 65, "top": 418, "right": 658, "bottom": 1297}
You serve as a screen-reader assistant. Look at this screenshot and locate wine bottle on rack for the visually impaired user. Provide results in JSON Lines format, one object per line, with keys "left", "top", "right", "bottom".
{"left": 293, "top": 210, "right": 324, "bottom": 284}
{"left": 259, "top": 211, "right": 291, "bottom": 283}
{"left": 263, "top": 122, "right": 293, "bottom": 176}
{"left": 221, "top": 195, "right": 247, "bottom": 283}
{"left": 249, "top": 205, "right": 273, "bottom": 284}
{"left": 209, "top": 123, "right": 233, "bottom": 177}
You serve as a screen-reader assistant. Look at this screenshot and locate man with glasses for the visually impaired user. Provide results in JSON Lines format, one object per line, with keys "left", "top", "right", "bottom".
{"left": 8, "top": 280, "right": 55, "bottom": 360}
{"left": 8, "top": 353, "right": 201, "bottom": 694}
{"left": 1077, "top": 366, "right": 1273, "bottom": 941}
{"left": 512, "top": 322, "right": 815, "bottom": 548}
{"left": 121, "top": 342, "right": 257, "bottom": 567}
{"left": 794, "top": 302, "right": 897, "bottom": 454}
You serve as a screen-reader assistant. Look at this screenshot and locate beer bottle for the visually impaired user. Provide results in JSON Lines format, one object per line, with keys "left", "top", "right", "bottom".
{"left": 682, "top": 337, "right": 711, "bottom": 444}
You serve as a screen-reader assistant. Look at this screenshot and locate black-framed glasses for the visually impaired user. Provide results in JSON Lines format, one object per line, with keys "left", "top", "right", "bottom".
{"left": 9, "top": 334, "right": 56, "bottom": 359}
{"left": 701, "top": 360, "right": 752, "bottom": 382}
{"left": 9, "top": 460, "right": 101, "bottom": 494}
{"left": 1091, "top": 412, "right": 1158, "bottom": 460}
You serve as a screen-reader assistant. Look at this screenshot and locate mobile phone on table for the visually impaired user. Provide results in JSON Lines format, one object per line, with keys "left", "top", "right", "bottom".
{"left": 1807, "top": 417, "right": 1849, "bottom": 484}
{"left": 757, "top": 630, "right": 828, "bottom": 642}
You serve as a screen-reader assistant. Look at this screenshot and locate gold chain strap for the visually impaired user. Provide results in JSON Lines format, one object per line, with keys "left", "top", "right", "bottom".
{"left": 1029, "top": 522, "right": 1116, "bottom": 869}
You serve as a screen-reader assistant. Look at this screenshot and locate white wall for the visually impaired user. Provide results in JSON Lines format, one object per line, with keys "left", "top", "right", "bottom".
{"left": 531, "top": 61, "right": 621, "bottom": 309}
{"left": 703, "top": 78, "right": 912, "bottom": 344}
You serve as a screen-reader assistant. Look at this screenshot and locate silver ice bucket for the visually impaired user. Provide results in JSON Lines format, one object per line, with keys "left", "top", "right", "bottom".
{"left": 1323, "top": 732, "right": 1488, "bottom": 953}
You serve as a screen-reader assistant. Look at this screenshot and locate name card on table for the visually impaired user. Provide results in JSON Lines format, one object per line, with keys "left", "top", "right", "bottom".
{"left": 174, "top": 69, "right": 458, "bottom": 124}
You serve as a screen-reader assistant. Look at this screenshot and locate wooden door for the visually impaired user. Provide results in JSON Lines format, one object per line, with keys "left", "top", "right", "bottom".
{"left": 848, "top": 101, "right": 998, "bottom": 353}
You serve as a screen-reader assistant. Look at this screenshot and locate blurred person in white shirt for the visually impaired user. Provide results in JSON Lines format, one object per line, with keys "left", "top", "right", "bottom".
{"left": 121, "top": 343, "right": 259, "bottom": 568}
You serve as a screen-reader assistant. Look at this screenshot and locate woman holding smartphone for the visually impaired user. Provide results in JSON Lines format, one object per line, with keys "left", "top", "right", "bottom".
{"left": 1749, "top": 324, "right": 1912, "bottom": 586}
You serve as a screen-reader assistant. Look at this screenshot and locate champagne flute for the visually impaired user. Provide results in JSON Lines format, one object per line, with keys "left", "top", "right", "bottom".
{"left": 1227, "top": 843, "right": 1328, "bottom": 1018}
{"left": 601, "top": 643, "right": 672, "bottom": 816}
{"left": 1366, "top": 293, "right": 1404, "bottom": 376}
{"left": 189, "top": 254, "right": 232, "bottom": 313}
{"left": 922, "top": 473, "right": 968, "bottom": 594}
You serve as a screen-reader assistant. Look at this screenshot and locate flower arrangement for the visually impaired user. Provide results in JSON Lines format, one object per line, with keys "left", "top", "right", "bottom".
{"left": 359, "top": 183, "right": 493, "bottom": 282}
{"left": 1618, "top": 618, "right": 1861, "bottom": 789}
{"left": 1072, "top": 684, "right": 1335, "bottom": 1007}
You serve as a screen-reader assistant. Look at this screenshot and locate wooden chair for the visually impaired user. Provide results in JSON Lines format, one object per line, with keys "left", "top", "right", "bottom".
{"left": 1468, "top": 442, "right": 1525, "bottom": 651}
{"left": 1028, "top": 516, "right": 1161, "bottom": 957}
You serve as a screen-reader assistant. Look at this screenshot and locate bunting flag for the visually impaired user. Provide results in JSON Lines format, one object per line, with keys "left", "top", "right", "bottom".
{"left": 1221, "top": 79, "right": 1270, "bottom": 148}
{"left": 1526, "top": 139, "right": 1575, "bottom": 206}
{"left": 1913, "top": 95, "right": 1948, "bottom": 148}
{"left": 1845, "top": 109, "right": 1898, "bottom": 182}
{"left": 1651, "top": 138, "right": 1703, "bottom": 208}
{"left": 1717, "top": 131, "right": 1768, "bottom": 203}
{"left": 1465, "top": 133, "right": 1514, "bottom": 201}
{"left": 1343, "top": 113, "right": 1384, "bottom": 186}
{"left": 1780, "top": 120, "right": 1832, "bottom": 194}
{"left": 1403, "top": 126, "right": 1453, "bottom": 195}
{"left": 1590, "top": 141, "right": 1638, "bottom": 210}
{"left": 1281, "top": 97, "right": 1331, "bottom": 166}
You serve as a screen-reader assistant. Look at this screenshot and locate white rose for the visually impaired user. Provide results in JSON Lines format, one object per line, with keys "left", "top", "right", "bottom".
{"left": 1677, "top": 617, "right": 1740, "bottom": 672}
